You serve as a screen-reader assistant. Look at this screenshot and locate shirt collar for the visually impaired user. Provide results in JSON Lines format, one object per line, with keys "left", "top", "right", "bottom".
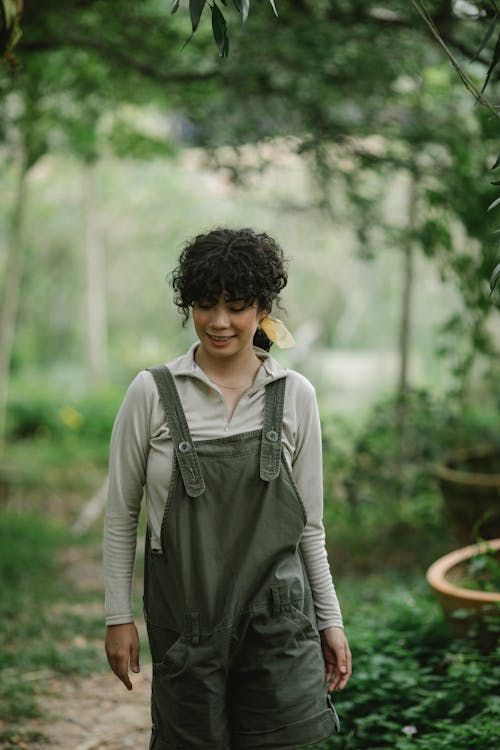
{"left": 167, "top": 341, "right": 287, "bottom": 384}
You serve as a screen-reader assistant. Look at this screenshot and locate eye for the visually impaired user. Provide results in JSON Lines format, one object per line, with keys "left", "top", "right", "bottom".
{"left": 194, "top": 300, "right": 215, "bottom": 310}
{"left": 224, "top": 297, "right": 250, "bottom": 312}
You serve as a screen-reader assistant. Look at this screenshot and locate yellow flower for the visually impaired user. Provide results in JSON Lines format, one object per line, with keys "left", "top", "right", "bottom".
{"left": 58, "top": 405, "right": 84, "bottom": 431}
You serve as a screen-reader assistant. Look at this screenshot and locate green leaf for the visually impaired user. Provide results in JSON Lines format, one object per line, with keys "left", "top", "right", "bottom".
{"left": 268, "top": 0, "right": 278, "bottom": 16}
{"left": 190, "top": 0, "right": 207, "bottom": 32}
{"left": 487, "top": 195, "right": 500, "bottom": 211}
{"left": 219, "top": 0, "right": 227, "bottom": 5}
{"left": 492, "top": 154, "right": 500, "bottom": 170}
{"left": 0, "top": 0, "right": 21, "bottom": 55}
{"left": 233, "top": 0, "right": 249, "bottom": 22}
{"left": 171, "top": 0, "right": 180, "bottom": 14}
{"left": 211, "top": 2, "right": 229, "bottom": 57}
{"left": 490, "top": 263, "right": 500, "bottom": 295}
{"left": 480, "top": 30, "right": 500, "bottom": 93}
{"left": 471, "top": 12, "right": 497, "bottom": 62}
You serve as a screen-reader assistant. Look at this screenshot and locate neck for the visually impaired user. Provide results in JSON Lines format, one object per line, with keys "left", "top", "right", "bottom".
{"left": 194, "top": 346, "right": 261, "bottom": 385}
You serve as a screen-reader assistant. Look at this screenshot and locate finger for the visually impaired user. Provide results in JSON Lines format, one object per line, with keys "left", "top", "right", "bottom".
{"left": 117, "top": 661, "right": 133, "bottom": 691}
{"left": 328, "top": 670, "right": 342, "bottom": 692}
{"left": 327, "top": 646, "right": 351, "bottom": 692}
{"left": 109, "top": 654, "right": 133, "bottom": 690}
{"left": 337, "top": 671, "right": 351, "bottom": 690}
{"left": 130, "top": 638, "right": 140, "bottom": 674}
{"left": 334, "top": 649, "right": 352, "bottom": 691}
{"left": 324, "top": 658, "right": 335, "bottom": 682}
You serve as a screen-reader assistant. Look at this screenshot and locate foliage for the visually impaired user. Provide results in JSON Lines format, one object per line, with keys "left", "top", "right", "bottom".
{"left": 324, "top": 388, "right": 497, "bottom": 509}
{"left": 0, "top": 387, "right": 121, "bottom": 504}
{"left": 410, "top": 0, "right": 500, "bottom": 331}
{"left": 0, "top": 513, "right": 102, "bottom": 726}
{"left": 1, "top": 2, "right": 498, "bottom": 389}
{"left": 321, "top": 390, "right": 499, "bottom": 572}
{"left": 5, "top": 386, "right": 121, "bottom": 445}
{"left": 491, "top": 261, "right": 500, "bottom": 295}
{"left": 0, "top": 1, "right": 498, "bottom": 439}
{"left": 458, "top": 545, "right": 500, "bottom": 593}
{"left": 0, "top": 0, "right": 21, "bottom": 58}
{"left": 171, "top": 0, "right": 278, "bottom": 57}
{"left": 318, "top": 585, "right": 500, "bottom": 749}
{"left": 0, "top": 511, "right": 61, "bottom": 588}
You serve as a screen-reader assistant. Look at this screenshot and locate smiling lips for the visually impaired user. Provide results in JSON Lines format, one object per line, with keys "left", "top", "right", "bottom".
{"left": 207, "top": 334, "right": 236, "bottom": 346}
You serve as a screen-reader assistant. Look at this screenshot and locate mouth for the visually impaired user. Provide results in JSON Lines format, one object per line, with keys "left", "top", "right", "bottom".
{"left": 207, "top": 334, "right": 236, "bottom": 345}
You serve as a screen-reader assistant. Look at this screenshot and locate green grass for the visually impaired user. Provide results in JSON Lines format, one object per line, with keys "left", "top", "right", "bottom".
{"left": 0, "top": 512, "right": 105, "bottom": 739}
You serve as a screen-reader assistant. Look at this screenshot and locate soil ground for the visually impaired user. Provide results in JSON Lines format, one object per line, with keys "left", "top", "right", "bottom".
{"left": 24, "top": 542, "right": 153, "bottom": 750}
{"left": 25, "top": 665, "right": 152, "bottom": 750}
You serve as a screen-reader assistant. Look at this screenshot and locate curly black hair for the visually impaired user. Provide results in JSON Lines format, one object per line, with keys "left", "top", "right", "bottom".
{"left": 171, "top": 228, "right": 288, "bottom": 350}
{"left": 172, "top": 226, "right": 288, "bottom": 313}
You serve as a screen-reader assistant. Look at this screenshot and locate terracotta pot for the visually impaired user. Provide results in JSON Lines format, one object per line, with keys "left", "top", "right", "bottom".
{"left": 435, "top": 446, "right": 500, "bottom": 545}
{"left": 426, "top": 538, "right": 500, "bottom": 649}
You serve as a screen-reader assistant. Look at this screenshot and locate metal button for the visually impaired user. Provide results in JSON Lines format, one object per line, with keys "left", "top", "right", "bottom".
{"left": 266, "top": 430, "right": 279, "bottom": 443}
{"left": 178, "top": 441, "right": 192, "bottom": 454}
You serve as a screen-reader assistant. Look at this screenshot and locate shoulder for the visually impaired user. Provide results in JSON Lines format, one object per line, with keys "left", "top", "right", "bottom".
{"left": 118, "top": 369, "right": 158, "bottom": 416}
{"left": 284, "top": 368, "right": 317, "bottom": 401}
{"left": 129, "top": 345, "right": 193, "bottom": 394}
{"left": 261, "top": 350, "right": 317, "bottom": 407}
{"left": 260, "top": 351, "right": 316, "bottom": 402}
{"left": 284, "top": 370, "right": 319, "bottom": 430}
{"left": 127, "top": 368, "right": 156, "bottom": 395}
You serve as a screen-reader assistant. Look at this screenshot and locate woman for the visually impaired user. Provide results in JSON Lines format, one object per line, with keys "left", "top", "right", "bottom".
{"left": 104, "top": 228, "right": 351, "bottom": 750}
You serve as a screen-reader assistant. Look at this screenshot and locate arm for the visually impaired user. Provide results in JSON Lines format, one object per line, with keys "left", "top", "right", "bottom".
{"left": 103, "top": 371, "right": 151, "bottom": 689}
{"left": 292, "top": 380, "right": 352, "bottom": 690}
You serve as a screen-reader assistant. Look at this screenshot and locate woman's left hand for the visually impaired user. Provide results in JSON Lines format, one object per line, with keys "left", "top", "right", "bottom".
{"left": 320, "top": 626, "right": 352, "bottom": 692}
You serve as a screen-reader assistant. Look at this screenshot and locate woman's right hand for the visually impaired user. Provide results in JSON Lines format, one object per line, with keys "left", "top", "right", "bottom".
{"left": 105, "top": 622, "right": 140, "bottom": 690}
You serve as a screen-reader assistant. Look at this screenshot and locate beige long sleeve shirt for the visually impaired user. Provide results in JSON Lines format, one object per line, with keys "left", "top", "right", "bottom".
{"left": 104, "top": 343, "right": 343, "bottom": 630}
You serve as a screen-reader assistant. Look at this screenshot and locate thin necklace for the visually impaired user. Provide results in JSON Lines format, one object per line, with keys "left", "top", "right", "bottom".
{"left": 209, "top": 378, "right": 253, "bottom": 390}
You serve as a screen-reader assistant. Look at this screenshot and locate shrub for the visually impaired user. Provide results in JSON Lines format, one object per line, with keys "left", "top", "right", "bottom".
{"left": 321, "top": 585, "right": 500, "bottom": 750}
{"left": 321, "top": 390, "right": 500, "bottom": 572}
{"left": 6, "top": 387, "right": 122, "bottom": 444}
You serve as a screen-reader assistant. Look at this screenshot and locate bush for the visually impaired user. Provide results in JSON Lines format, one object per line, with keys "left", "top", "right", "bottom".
{"left": 321, "top": 390, "right": 500, "bottom": 572}
{"left": 0, "top": 511, "right": 62, "bottom": 598}
{"left": 6, "top": 387, "right": 122, "bottom": 444}
{"left": 321, "top": 585, "right": 500, "bottom": 749}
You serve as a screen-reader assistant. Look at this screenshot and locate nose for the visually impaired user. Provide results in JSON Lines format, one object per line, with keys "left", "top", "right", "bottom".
{"left": 210, "top": 305, "right": 231, "bottom": 329}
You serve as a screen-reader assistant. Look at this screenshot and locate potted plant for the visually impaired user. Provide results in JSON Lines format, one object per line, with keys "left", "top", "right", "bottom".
{"left": 435, "top": 446, "right": 500, "bottom": 545}
{"left": 426, "top": 537, "right": 500, "bottom": 650}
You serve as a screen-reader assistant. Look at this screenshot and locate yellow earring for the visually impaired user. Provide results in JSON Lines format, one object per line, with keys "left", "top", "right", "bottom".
{"left": 259, "top": 315, "right": 295, "bottom": 349}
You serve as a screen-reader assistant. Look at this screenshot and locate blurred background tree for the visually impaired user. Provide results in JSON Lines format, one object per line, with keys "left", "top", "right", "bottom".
{"left": 1, "top": 0, "right": 498, "bottom": 425}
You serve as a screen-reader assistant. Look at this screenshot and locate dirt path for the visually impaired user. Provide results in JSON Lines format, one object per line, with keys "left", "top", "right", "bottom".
{"left": 22, "top": 543, "right": 153, "bottom": 750}
{"left": 26, "top": 665, "right": 152, "bottom": 749}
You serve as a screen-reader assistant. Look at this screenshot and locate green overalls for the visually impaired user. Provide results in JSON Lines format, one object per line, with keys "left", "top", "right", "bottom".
{"left": 145, "top": 366, "right": 340, "bottom": 750}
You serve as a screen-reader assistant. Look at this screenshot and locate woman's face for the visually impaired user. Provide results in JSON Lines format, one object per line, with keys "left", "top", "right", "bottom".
{"left": 192, "top": 294, "right": 266, "bottom": 360}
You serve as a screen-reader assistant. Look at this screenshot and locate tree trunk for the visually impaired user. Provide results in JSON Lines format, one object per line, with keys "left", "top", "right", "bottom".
{"left": 395, "top": 167, "right": 419, "bottom": 494}
{"left": 0, "top": 154, "right": 28, "bottom": 441}
{"left": 398, "top": 168, "right": 418, "bottom": 402}
{"left": 83, "top": 161, "right": 107, "bottom": 386}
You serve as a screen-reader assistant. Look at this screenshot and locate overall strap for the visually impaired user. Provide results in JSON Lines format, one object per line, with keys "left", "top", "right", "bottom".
{"left": 148, "top": 365, "right": 205, "bottom": 498}
{"left": 260, "top": 376, "right": 286, "bottom": 481}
